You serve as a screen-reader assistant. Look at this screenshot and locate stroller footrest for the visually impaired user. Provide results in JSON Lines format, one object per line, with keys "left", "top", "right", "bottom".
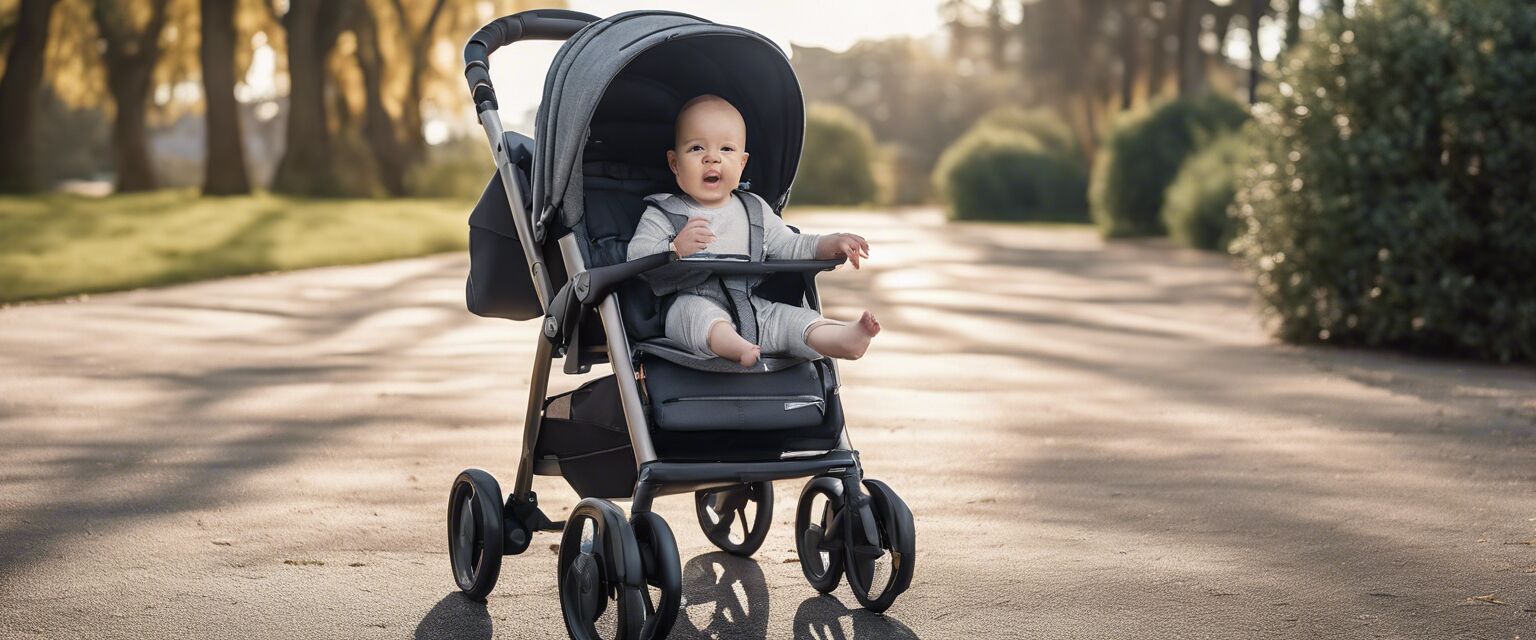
{"left": 640, "top": 355, "right": 829, "bottom": 432}
{"left": 655, "top": 394, "right": 825, "bottom": 431}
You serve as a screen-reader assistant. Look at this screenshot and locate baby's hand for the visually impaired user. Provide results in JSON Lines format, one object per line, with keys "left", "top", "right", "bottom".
{"left": 673, "top": 216, "right": 715, "bottom": 257}
{"left": 828, "top": 233, "right": 870, "bottom": 269}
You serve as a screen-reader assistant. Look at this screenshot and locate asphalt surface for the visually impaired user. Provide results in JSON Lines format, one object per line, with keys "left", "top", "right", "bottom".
{"left": 2, "top": 209, "right": 1534, "bottom": 639}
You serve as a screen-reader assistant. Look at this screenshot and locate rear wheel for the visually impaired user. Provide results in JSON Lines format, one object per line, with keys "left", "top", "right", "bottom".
{"left": 794, "top": 477, "right": 846, "bottom": 593}
{"left": 447, "top": 469, "right": 505, "bottom": 601}
{"left": 695, "top": 482, "right": 773, "bottom": 556}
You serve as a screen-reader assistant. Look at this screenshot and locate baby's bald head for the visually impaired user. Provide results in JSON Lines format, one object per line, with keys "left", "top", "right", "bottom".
{"left": 666, "top": 94, "right": 750, "bottom": 208}
{"left": 674, "top": 94, "right": 746, "bottom": 149}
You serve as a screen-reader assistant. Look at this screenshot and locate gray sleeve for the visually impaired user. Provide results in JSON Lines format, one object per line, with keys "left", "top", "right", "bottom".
{"left": 759, "top": 195, "right": 821, "bottom": 260}
{"left": 626, "top": 207, "right": 676, "bottom": 261}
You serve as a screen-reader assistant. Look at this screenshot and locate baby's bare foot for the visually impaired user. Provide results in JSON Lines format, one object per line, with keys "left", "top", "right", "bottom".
{"left": 708, "top": 321, "right": 761, "bottom": 367}
{"left": 857, "top": 311, "right": 881, "bottom": 338}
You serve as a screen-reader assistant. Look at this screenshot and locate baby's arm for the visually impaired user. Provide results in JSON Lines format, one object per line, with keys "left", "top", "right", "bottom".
{"left": 626, "top": 207, "right": 677, "bottom": 261}
{"left": 761, "top": 198, "right": 821, "bottom": 260}
{"left": 811, "top": 232, "right": 870, "bottom": 268}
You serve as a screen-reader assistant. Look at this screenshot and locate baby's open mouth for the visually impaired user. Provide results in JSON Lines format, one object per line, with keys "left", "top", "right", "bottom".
{"left": 703, "top": 175, "right": 720, "bottom": 184}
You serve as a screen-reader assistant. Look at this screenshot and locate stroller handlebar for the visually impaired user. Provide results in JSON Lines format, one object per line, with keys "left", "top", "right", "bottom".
{"left": 463, "top": 9, "right": 601, "bottom": 112}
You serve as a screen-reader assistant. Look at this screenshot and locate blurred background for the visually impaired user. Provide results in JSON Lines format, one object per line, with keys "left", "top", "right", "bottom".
{"left": 0, "top": 0, "right": 1531, "bottom": 363}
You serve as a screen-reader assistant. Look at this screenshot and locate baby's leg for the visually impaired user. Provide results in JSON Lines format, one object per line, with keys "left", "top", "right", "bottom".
{"left": 665, "top": 294, "right": 760, "bottom": 367}
{"left": 707, "top": 322, "right": 761, "bottom": 367}
{"left": 756, "top": 298, "right": 880, "bottom": 361}
{"left": 805, "top": 311, "right": 881, "bottom": 360}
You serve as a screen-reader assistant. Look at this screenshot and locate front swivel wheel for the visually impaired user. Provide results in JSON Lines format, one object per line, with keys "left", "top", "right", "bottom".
{"left": 559, "top": 498, "right": 678, "bottom": 640}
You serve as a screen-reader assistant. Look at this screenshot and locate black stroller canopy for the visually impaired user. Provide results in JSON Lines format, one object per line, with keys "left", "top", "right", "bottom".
{"left": 532, "top": 11, "right": 805, "bottom": 234}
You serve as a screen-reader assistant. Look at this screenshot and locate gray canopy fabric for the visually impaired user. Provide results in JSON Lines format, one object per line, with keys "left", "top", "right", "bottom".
{"left": 530, "top": 10, "right": 804, "bottom": 236}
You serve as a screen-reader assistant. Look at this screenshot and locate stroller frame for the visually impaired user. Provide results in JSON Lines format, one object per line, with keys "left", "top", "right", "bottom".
{"left": 449, "top": 9, "right": 915, "bottom": 638}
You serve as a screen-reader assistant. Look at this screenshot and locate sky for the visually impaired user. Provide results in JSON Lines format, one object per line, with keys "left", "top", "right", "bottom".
{"left": 483, "top": 1, "right": 946, "bottom": 135}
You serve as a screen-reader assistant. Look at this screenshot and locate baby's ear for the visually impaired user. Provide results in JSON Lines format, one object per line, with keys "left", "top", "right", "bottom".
{"left": 666, "top": 149, "right": 679, "bottom": 175}
{"left": 741, "top": 151, "right": 749, "bottom": 167}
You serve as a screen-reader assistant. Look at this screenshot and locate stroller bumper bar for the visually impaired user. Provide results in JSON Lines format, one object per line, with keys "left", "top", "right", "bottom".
{"left": 543, "top": 254, "right": 848, "bottom": 353}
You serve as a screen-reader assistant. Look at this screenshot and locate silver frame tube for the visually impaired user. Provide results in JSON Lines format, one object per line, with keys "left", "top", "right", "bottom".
{"left": 479, "top": 108, "right": 554, "bottom": 312}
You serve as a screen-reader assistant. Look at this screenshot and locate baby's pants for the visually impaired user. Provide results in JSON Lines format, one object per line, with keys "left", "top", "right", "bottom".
{"left": 665, "top": 293, "right": 839, "bottom": 361}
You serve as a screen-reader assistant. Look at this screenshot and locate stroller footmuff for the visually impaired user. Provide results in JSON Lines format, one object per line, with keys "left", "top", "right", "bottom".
{"left": 446, "top": 10, "right": 916, "bottom": 638}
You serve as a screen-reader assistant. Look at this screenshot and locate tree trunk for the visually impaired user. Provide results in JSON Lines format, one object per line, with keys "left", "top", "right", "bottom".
{"left": 353, "top": 3, "right": 405, "bottom": 196}
{"left": 986, "top": 0, "right": 1005, "bottom": 70}
{"left": 1176, "top": 0, "right": 1207, "bottom": 96}
{"left": 393, "top": 0, "right": 447, "bottom": 180}
{"left": 1118, "top": 4, "right": 1141, "bottom": 110}
{"left": 1249, "top": 0, "right": 1263, "bottom": 104}
{"left": 1147, "top": 0, "right": 1175, "bottom": 100}
{"left": 92, "top": 0, "right": 171, "bottom": 193}
{"left": 200, "top": 0, "right": 250, "bottom": 195}
{"left": 0, "top": 0, "right": 58, "bottom": 194}
{"left": 1285, "top": 0, "right": 1302, "bottom": 49}
{"left": 271, "top": 0, "right": 348, "bottom": 196}
{"left": 106, "top": 60, "right": 157, "bottom": 192}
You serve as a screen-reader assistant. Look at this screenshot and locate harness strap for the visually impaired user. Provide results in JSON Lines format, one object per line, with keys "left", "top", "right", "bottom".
{"left": 644, "top": 191, "right": 767, "bottom": 342}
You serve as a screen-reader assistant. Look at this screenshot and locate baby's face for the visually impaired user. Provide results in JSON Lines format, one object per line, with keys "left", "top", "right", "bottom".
{"left": 667, "top": 97, "right": 749, "bottom": 208}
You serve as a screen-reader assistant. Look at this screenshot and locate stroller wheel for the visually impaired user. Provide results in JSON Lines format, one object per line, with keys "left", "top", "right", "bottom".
{"left": 694, "top": 482, "right": 774, "bottom": 557}
{"left": 842, "top": 479, "right": 916, "bottom": 614}
{"left": 447, "top": 469, "right": 505, "bottom": 601}
{"left": 794, "top": 477, "right": 846, "bottom": 593}
{"left": 559, "top": 498, "right": 647, "bottom": 640}
{"left": 630, "top": 512, "right": 681, "bottom": 639}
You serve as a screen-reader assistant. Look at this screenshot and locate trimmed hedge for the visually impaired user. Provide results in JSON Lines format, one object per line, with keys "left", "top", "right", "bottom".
{"left": 791, "top": 104, "right": 879, "bottom": 205}
{"left": 1232, "top": 0, "right": 1536, "bottom": 362}
{"left": 1162, "top": 132, "right": 1248, "bottom": 250}
{"left": 972, "top": 107, "right": 1080, "bottom": 164}
{"left": 1089, "top": 94, "right": 1249, "bottom": 237}
{"left": 933, "top": 124, "right": 1088, "bottom": 222}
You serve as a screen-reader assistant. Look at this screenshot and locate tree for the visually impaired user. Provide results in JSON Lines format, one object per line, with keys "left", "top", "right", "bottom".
{"left": 91, "top": 0, "right": 172, "bottom": 193}
{"left": 269, "top": 0, "right": 350, "bottom": 196}
{"left": 349, "top": 0, "right": 405, "bottom": 196}
{"left": 0, "top": 0, "right": 60, "bottom": 193}
{"left": 200, "top": 0, "right": 250, "bottom": 194}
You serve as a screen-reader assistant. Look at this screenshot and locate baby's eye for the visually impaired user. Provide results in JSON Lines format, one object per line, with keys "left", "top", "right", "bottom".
{"left": 721, "top": 146, "right": 735, "bottom": 153}
{"left": 689, "top": 145, "right": 704, "bottom": 152}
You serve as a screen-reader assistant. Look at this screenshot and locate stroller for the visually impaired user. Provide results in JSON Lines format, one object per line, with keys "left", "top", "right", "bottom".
{"left": 450, "top": 9, "right": 916, "bottom": 639}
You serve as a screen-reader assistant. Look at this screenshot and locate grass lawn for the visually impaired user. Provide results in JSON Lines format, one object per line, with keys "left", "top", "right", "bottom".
{"left": 0, "top": 190, "right": 473, "bottom": 304}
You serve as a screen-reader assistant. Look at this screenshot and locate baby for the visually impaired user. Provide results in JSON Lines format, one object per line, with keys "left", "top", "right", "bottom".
{"left": 625, "top": 94, "right": 880, "bottom": 367}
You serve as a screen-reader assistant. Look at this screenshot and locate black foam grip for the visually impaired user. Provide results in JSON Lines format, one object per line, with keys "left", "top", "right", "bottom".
{"left": 462, "top": 10, "right": 599, "bottom": 110}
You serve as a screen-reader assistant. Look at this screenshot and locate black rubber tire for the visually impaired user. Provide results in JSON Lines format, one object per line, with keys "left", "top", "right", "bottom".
{"left": 694, "top": 481, "right": 774, "bottom": 557}
{"left": 447, "top": 468, "right": 505, "bottom": 601}
{"left": 559, "top": 498, "right": 646, "bottom": 640}
{"left": 843, "top": 478, "right": 916, "bottom": 614}
{"left": 630, "top": 512, "right": 681, "bottom": 640}
{"left": 794, "top": 477, "right": 846, "bottom": 593}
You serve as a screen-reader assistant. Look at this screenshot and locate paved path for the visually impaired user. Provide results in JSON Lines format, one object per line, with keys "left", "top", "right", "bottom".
{"left": 2, "top": 210, "right": 1534, "bottom": 639}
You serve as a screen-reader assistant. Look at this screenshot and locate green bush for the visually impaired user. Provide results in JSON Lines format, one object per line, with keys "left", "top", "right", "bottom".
{"left": 1161, "top": 132, "right": 1249, "bottom": 250}
{"left": 791, "top": 104, "right": 879, "bottom": 205}
{"left": 1232, "top": 0, "right": 1536, "bottom": 362}
{"left": 1089, "top": 94, "right": 1249, "bottom": 237}
{"left": 933, "top": 125, "right": 1088, "bottom": 222}
{"left": 973, "top": 107, "right": 1080, "bottom": 164}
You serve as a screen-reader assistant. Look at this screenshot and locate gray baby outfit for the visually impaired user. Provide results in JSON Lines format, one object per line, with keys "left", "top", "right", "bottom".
{"left": 625, "top": 191, "right": 835, "bottom": 361}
